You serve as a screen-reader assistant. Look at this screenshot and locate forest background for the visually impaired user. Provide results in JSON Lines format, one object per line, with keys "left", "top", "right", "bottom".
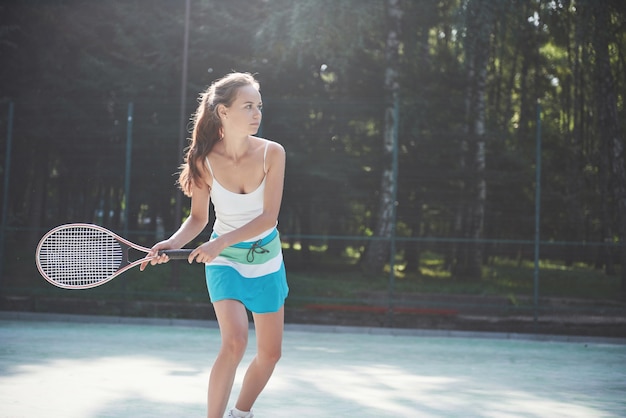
{"left": 0, "top": 0, "right": 625, "bottom": 330}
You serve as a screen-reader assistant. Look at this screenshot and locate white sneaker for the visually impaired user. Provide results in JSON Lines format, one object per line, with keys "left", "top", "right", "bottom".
{"left": 228, "top": 409, "right": 254, "bottom": 418}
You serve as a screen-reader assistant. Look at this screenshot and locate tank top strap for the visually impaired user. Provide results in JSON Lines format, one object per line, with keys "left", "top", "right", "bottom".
{"left": 263, "top": 141, "right": 269, "bottom": 174}
{"left": 205, "top": 157, "right": 214, "bottom": 177}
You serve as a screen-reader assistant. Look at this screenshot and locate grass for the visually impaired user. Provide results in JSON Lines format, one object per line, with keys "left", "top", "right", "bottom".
{"left": 2, "top": 247, "right": 622, "bottom": 309}
{"left": 283, "top": 250, "right": 622, "bottom": 306}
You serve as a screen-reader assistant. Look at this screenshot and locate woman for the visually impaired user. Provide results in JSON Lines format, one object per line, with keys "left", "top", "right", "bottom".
{"left": 141, "top": 72, "right": 288, "bottom": 418}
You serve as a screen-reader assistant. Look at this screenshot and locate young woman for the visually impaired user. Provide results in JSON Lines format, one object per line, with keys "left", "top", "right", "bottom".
{"left": 141, "top": 72, "right": 288, "bottom": 418}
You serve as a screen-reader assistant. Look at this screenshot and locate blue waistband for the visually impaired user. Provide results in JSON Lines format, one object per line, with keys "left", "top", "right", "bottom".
{"left": 211, "top": 228, "right": 278, "bottom": 249}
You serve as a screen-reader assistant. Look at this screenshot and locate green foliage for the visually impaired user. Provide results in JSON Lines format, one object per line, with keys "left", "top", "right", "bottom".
{"left": 1, "top": 0, "right": 625, "bottom": 298}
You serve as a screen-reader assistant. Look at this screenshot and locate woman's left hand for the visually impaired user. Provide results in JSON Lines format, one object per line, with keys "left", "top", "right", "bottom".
{"left": 188, "top": 239, "right": 225, "bottom": 264}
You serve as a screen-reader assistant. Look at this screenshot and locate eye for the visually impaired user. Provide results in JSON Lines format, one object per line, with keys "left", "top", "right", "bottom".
{"left": 257, "top": 104, "right": 263, "bottom": 112}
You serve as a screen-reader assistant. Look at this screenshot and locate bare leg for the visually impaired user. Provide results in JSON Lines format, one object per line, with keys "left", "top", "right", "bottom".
{"left": 235, "top": 306, "right": 284, "bottom": 412}
{"left": 208, "top": 300, "right": 249, "bottom": 418}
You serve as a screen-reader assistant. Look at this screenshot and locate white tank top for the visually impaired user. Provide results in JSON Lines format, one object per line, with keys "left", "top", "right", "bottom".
{"left": 205, "top": 141, "right": 275, "bottom": 241}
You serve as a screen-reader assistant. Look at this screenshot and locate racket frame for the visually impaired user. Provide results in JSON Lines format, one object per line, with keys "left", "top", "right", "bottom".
{"left": 35, "top": 223, "right": 191, "bottom": 289}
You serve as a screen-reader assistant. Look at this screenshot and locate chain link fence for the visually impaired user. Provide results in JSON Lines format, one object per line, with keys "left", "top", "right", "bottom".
{"left": 1, "top": 99, "right": 624, "bottom": 336}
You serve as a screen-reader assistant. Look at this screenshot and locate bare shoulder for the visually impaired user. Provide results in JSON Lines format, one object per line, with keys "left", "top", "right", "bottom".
{"left": 253, "top": 136, "right": 285, "bottom": 156}
{"left": 192, "top": 154, "right": 212, "bottom": 185}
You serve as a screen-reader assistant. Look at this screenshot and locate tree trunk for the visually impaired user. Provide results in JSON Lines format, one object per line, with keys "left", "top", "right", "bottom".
{"left": 362, "top": 0, "right": 402, "bottom": 274}
{"left": 591, "top": 1, "right": 626, "bottom": 297}
{"left": 563, "top": 6, "right": 588, "bottom": 267}
{"left": 452, "top": 0, "right": 492, "bottom": 280}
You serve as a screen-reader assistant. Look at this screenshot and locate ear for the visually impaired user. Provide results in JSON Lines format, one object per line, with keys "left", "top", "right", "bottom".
{"left": 216, "top": 104, "right": 228, "bottom": 119}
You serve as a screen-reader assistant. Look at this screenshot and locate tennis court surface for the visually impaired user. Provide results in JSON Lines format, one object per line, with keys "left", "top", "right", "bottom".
{"left": 1, "top": 312, "right": 625, "bottom": 417}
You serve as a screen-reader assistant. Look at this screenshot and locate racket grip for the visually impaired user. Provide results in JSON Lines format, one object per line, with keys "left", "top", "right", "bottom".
{"left": 160, "top": 249, "right": 193, "bottom": 259}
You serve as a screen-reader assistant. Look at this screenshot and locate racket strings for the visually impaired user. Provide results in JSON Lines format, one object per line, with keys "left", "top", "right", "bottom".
{"left": 38, "top": 226, "right": 123, "bottom": 286}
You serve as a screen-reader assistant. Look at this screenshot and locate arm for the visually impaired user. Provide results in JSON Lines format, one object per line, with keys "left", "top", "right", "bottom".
{"left": 140, "top": 168, "right": 211, "bottom": 271}
{"left": 168, "top": 181, "right": 211, "bottom": 248}
{"left": 188, "top": 141, "right": 286, "bottom": 263}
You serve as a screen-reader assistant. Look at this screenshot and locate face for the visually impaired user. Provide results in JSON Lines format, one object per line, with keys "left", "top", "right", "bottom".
{"left": 220, "top": 84, "right": 263, "bottom": 135}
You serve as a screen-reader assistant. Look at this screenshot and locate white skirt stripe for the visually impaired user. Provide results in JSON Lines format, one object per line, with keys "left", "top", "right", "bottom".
{"left": 209, "top": 252, "right": 284, "bottom": 278}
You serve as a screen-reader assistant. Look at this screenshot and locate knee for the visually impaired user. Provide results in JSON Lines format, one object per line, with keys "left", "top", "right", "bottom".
{"left": 259, "top": 346, "right": 282, "bottom": 366}
{"left": 221, "top": 333, "right": 248, "bottom": 361}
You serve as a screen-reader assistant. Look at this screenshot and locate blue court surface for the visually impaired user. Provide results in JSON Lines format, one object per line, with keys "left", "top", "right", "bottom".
{"left": 1, "top": 312, "right": 625, "bottom": 418}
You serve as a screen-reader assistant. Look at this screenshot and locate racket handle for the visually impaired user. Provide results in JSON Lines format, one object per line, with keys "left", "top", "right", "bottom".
{"left": 160, "top": 249, "right": 193, "bottom": 259}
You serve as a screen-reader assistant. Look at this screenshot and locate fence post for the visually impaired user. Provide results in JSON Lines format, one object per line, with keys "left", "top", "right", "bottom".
{"left": 123, "top": 102, "right": 133, "bottom": 238}
{"left": 120, "top": 102, "right": 134, "bottom": 313}
{"left": 171, "top": 0, "right": 191, "bottom": 290}
{"left": 533, "top": 100, "right": 542, "bottom": 322}
{"left": 175, "top": 0, "right": 190, "bottom": 227}
{"left": 0, "top": 102, "right": 15, "bottom": 285}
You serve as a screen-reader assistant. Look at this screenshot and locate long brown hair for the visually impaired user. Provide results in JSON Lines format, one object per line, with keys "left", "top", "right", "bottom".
{"left": 178, "top": 72, "right": 260, "bottom": 196}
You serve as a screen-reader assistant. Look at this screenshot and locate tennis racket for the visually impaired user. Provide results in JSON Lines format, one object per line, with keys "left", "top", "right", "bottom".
{"left": 36, "top": 223, "right": 192, "bottom": 289}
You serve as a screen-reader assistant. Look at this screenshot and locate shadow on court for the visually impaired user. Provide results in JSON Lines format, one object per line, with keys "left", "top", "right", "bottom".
{"left": 1, "top": 312, "right": 625, "bottom": 417}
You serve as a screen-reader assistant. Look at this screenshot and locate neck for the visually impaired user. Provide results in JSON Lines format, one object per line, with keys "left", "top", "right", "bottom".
{"left": 220, "top": 134, "right": 250, "bottom": 161}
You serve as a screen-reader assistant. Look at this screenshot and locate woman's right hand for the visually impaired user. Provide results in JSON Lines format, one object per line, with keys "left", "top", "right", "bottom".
{"left": 140, "top": 240, "right": 175, "bottom": 271}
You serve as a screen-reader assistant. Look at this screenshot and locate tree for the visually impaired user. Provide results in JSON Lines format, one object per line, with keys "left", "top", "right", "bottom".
{"left": 450, "top": 0, "right": 495, "bottom": 279}
{"left": 362, "top": 0, "right": 404, "bottom": 273}
{"left": 588, "top": 0, "right": 626, "bottom": 296}
{"left": 254, "top": 0, "right": 399, "bottom": 272}
{"left": 3, "top": 0, "right": 626, "bottom": 299}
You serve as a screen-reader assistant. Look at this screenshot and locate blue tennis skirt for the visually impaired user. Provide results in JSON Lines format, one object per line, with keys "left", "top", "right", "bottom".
{"left": 205, "top": 228, "right": 288, "bottom": 314}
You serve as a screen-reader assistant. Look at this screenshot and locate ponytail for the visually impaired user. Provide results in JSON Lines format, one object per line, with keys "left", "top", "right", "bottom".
{"left": 178, "top": 91, "right": 221, "bottom": 196}
{"left": 177, "top": 72, "right": 259, "bottom": 197}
